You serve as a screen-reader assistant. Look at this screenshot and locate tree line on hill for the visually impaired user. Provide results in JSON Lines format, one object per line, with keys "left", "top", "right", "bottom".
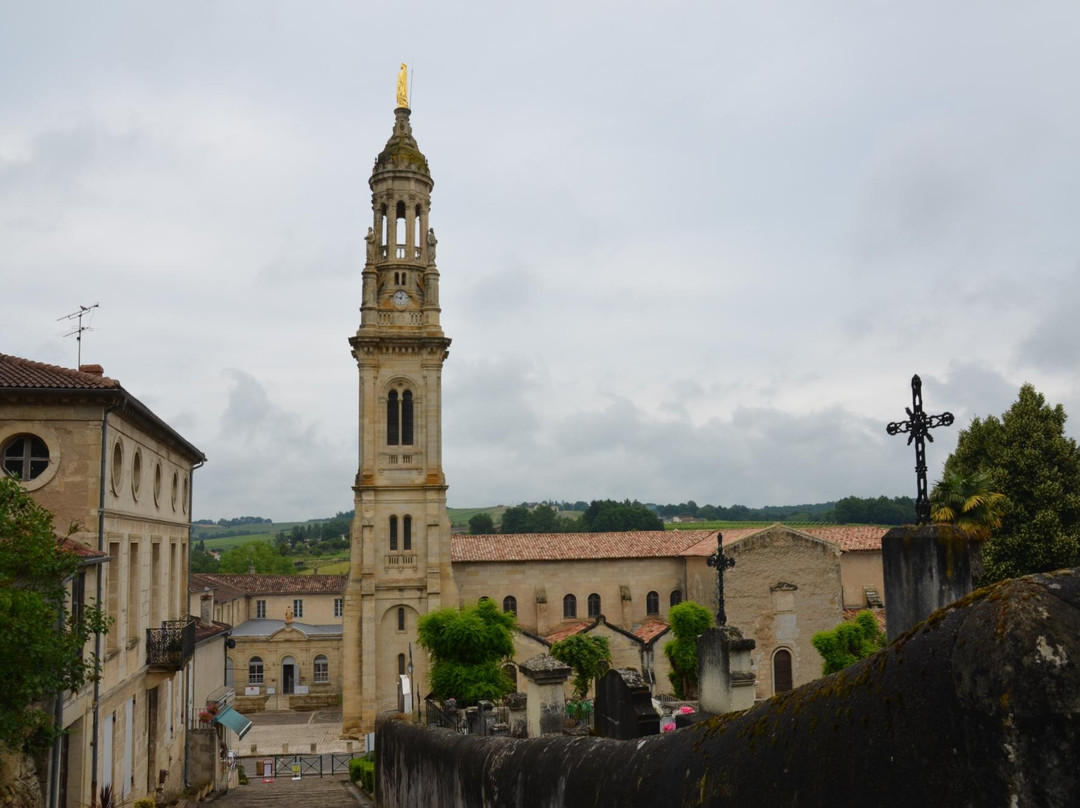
{"left": 468, "top": 500, "right": 664, "bottom": 535}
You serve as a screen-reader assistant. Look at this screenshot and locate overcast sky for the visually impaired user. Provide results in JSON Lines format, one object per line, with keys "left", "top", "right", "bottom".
{"left": 4, "top": 2, "right": 1079, "bottom": 520}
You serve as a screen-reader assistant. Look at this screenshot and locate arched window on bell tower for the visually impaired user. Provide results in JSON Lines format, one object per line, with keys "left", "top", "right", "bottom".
{"left": 379, "top": 204, "right": 388, "bottom": 257}
{"left": 386, "top": 389, "right": 414, "bottom": 446}
{"left": 395, "top": 201, "right": 407, "bottom": 259}
{"left": 389, "top": 515, "right": 398, "bottom": 551}
{"left": 403, "top": 515, "right": 412, "bottom": 550}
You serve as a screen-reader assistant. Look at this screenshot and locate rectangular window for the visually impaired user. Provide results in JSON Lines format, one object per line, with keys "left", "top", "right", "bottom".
{"left": 106, "top": 542, "right": 120, "bottom": 653}
{"left": 256, "top": 600, "right": 266, "bottom": 619}
{"left": 314, "top": 657, "right": 329, "bottom": 684}
{"left": 334, "top": 598, "right": 343, "bottom": 618}
{"left": 249, "top": 658, "right": 264, "bottom": 685}
{"left": 293, "top": 598, "right": 303, "bottom": 618}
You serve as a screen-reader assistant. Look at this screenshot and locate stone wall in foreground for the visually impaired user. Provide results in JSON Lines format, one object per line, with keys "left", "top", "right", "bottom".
{"left": 377, "top": 568, "right": 1080, "bottom": 807}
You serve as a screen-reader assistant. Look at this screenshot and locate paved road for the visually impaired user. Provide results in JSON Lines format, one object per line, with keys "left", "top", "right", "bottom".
{"left": 234, "top": 709, "right": 362, "bottom": 757}
{"left": 204, "top": 774, "right": 371, "bottom": 808}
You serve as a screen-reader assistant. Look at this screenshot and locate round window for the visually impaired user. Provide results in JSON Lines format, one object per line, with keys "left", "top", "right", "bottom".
{"left": 182, "top": 474, "right": 189, "bottom": 514}
{"left": 171, "top": 471, "right": 179, "bottom": 511}
{"left": 131, "top": 449, "right": 143, "bottom": 500}
{"left": 111, "top": 441, "right": 124, "bottom": 494}
{"left": 153, "top": 462, "right": 162, "bottom": 506}
{"left": 2, "top": 434, "right": 50, "bottom": 480}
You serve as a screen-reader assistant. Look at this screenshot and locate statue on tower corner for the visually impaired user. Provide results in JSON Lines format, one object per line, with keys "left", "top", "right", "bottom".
{"left": 426, "top": 228, "right": 437, "bottom": 263}
{"left": 396, "top": 62, "right": 409, "bottom": 109}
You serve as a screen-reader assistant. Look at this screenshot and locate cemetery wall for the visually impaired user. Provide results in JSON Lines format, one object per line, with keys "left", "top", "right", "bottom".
{"left": 376, "top": 568, "right": 1080, "bottom": 807}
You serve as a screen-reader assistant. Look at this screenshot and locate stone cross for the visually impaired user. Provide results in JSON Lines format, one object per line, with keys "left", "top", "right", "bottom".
{"left": 705, "top": 532, "right": 735, "bottom": 626}
{"left": 886, "top": 374, "right": 954, "bottom": 525}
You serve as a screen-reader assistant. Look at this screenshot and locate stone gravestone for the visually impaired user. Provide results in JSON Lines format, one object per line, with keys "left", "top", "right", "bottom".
{"left": 504, "top": 692, "right": 528, "bottom": 738}
{"left": 518, "top": 654, "right": 572, "bottom": 737}
{"left": 594, "top": 668, "right": 660, "bottom": 739}
{"left": 697, "top": 625, "right": 756, "bottom": 715}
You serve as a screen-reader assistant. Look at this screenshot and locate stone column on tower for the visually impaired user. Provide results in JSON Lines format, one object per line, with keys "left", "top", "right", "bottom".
{"left": 342, "top": 77, "right": 454, "bottom": 739}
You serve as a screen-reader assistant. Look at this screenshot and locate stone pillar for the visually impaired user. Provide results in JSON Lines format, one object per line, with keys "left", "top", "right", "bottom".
{"left": 882, "top": 523, "right": 971, "bottom": 642}
{"left": 698, "top": 626, "right": 757, "bottom": 715}
{"left": 518, "top": 655, "right": 571, "bottom": 738}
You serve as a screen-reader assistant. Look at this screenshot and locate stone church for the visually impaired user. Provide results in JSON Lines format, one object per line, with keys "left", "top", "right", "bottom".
{"left": 340, "top": 80, "right": 887, "bottom": 736}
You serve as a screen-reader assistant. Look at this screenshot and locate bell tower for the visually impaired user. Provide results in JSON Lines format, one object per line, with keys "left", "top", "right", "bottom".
{"left": 342, "top": 68, "right": 453, "bottom": 738}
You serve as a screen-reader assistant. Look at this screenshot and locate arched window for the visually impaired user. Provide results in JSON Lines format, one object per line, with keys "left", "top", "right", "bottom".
{"left": 403, "top": 515, "right": 412, "bottom": 550}
{"left": 389, "top": 515, "right": 398, "bottom": 551}
{"left": 502, "top": 595, "right": 517, "bottom": 615}
{"left": 248, "top": 656, "right": 264, "bottom": 685}
{"left": 395, "top": 201, "right": 407, "bottom": 255}
{"left": 387, "top": 391, "right": 399, "bottom": 445}
{"left": 313, "top": 655, "right": 329, "bottom": 684}
{"left": 587, "top": 593, "right": 601, "bottom": 618}
{"left": 646, "top": 591, "right": 660, "bottom": 616}
{"left": 773, "top": 648, "right": 793, "bottom": 694}
{"left": 386, "top": 389, "right": 414, "bottom": 446}
{"left": 401, "top": 391, "right": 414, "bottom": 445}
{"left": 670, "top": 589, "right": 683, "bottom": 607}
{"left": 2, "top": 434, "right": 50, "bottom": 480}
{"left": 379, "top": 204, "right": 388, "bottom": 249}
{"left": 479, "top": 596, "right": 490, "bottom": 602}
{"left": 563, "top": 594, "right": 577, "bottom": 619}
{"left": 398, "top": 653, "right": 406, "bottom": 675}
{"left": 397, "top": 607, "right": 405, "bottom": 631}
{"left": 503, "top": 663, "right": 518, "bottom": 688}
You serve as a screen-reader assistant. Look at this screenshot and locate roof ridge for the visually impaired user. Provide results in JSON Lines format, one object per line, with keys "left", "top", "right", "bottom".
{"left": 0, "top": 352, "right": 120, "bottom": 388}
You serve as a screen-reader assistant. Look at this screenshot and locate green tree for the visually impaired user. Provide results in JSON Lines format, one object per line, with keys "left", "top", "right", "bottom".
{"left": 944, "top": 384, "right": 1080, "bottom": 582}
{"left": 189, "top": 547, "right": 220, "bottom": 573}
{"left": 499, "top": 505, "right": 532, "bottom": 534}
{"left": 579, "top": 500, "right": 663, "bottom": 532}
{"left": 549, "top": 633, "right": 611, "bottom": 701}
{"left": 528, "top": 504, "right": 561, "bottom": 533}
{"left": 663, "top": 601, "right": 713, "bottom": 699}
{"left": 468, "top": 512, "right": 495, "bottom": 535}
{"left": 417, "top": 599, "right": 516, "bottom": 705}
{"left": 218, "top": 540, "right": 296, "bottom": 574}
{"left": 0, "top": 474, "right": 109, "bottom": 750}
{"left": 810, "top": 610, "right": 885, "bottom": 675}
{"left": 930, "top": 471, "right": 1007, "bottom": 541}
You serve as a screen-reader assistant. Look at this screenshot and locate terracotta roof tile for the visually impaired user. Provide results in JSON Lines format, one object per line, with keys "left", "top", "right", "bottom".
{"left": 681, "top": 524, "right": 887, "bottom": 556}
{"left": 544, "top": 621, "right": 592, "bottom": 644}
{"left": 192, "top": 618, "right": 232, "bottom": 643}
{"left": 57, "top": 537, "right": 109, "bottom": 561}
{"left": 191, "top": 573, "right": 345, "bottom": 596}
{"left": 0, "top": 353, "right": 119, "bottom": 390}
{"left": 451, "top": 530, "right": 716, "bottom": 563}
{"left": 631, "top": 619, "right": 671, "bottom": 644}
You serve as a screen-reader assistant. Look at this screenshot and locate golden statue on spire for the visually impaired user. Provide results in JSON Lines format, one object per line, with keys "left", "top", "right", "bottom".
{"left": 396, "top": 63, "right": 409, "bottom": 109}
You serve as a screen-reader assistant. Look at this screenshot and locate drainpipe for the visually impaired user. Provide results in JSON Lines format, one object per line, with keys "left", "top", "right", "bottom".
{"left": 182, "top": 459, "right": 205, "bottom": 791}
{"left": 90, "top": 402, "right": 120, "bottom": 808}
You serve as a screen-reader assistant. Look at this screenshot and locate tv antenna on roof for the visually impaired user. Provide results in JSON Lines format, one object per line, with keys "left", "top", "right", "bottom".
{"left": 57, "top": 303, "right": 100, "bottom": 367}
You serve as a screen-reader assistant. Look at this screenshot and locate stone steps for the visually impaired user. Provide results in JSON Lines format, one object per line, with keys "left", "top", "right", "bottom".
{"left": 204, "top": 775, "right": 368, "bottom": 808}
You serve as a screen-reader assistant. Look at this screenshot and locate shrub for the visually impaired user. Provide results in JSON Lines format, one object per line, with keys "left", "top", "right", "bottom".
{"left": 349, "top": 756, "right": 375, "bottom": 794}
{"left": 134, "top": 799, "right": 155, "bottom": 808}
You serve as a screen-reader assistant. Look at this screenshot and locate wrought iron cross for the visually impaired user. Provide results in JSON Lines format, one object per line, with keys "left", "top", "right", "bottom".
{"left": 886, "top": 374, "right": 954, "bottom": 525}
{"left": 705, "top": 532, "right": 735, "bottom": 626}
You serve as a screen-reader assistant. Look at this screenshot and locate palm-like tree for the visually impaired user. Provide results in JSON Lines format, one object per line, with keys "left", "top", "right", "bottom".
{"left": 930, "top": 471, "right": 1008, "bottom": 540}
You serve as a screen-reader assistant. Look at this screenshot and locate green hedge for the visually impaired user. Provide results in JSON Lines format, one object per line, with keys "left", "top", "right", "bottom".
{"left": 349, "top": 755, "right": 375, "bottom": 794}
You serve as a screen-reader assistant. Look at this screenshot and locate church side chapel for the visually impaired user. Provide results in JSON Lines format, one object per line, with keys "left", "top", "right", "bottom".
{"left": 339, "top": 68, "right": 892, "bottom": 735}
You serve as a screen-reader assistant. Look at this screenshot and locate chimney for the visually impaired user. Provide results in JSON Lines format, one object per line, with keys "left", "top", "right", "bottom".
{"left": 200, "top": 588, "right": 214, "bottom": 628}
{"left": 80, "top": 364, "right": 104, "bottom": 377}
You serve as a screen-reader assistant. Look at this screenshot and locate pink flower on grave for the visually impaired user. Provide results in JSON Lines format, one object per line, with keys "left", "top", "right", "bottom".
{"left": 679, "top": 706, "right": 695, "bottom": 714}
{"left": 661, "top": 722, "right": 676, "bottom": 733}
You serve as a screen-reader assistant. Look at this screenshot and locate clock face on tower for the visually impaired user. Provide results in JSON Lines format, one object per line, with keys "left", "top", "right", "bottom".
{"left": 392, "top": 290, "right": 410, "bottom": 309}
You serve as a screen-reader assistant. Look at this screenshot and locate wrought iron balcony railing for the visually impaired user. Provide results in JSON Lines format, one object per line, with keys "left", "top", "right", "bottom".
{"left": 146, "top": 619, "right": 195, "bottom": 669}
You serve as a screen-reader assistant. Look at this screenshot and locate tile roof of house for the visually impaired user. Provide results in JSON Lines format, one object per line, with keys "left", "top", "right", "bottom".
{"left": 544, "top": 621, "right": 592, "bottom": 644}
{"left": 58, "top": 537, "right": 109, "bottom": 562}
{"left": 451, "top": 530, "right": 717, "bottom": 563}
{"left": 631, "top": 619, "right": 671, "bottom": 644}
{"left": 0, "top": 353, "right": 206, "bottom": 462}
{"left": 191, "top": 573, "right": 346, "bottom": 596}
{"left": 0, "top": 353, "right": 120, "bottom": 389}
{"left": 680, "top": 524, "right": 888, "bottom": 557}
{"left": 192, "top": 618, "right": 232, "bottom": 644}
